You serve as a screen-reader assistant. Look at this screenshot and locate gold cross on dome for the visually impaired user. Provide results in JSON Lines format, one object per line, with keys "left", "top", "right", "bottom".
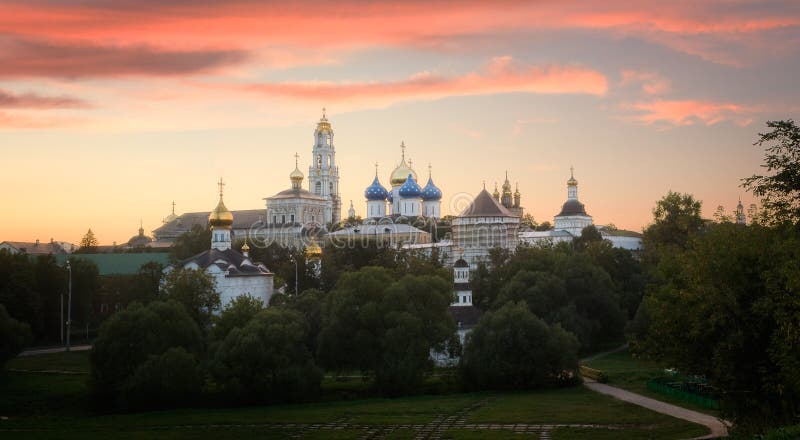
{"left": 217, "top": 177, "right": 225, "bottom": 196}
{"left": 294, "top": 152, "right": 300, "bottom": 167}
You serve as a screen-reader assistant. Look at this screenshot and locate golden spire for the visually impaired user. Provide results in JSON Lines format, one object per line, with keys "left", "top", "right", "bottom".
{"left": 218, "top": 177, "right": 225, "bottom": 197}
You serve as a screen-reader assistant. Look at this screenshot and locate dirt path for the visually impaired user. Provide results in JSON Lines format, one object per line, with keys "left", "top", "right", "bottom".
{"left": 583, "top": 380, "right": 730, "bottom": 439}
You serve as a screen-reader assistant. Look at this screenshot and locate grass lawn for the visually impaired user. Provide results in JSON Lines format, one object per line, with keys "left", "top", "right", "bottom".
{"left": 583, "top": 348, "right": 721, "bottom": 417}
{"left": 0, "top": 350, "right": 709, "bottom": 439}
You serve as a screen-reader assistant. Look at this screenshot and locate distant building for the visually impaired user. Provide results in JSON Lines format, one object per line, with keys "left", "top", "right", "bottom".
{"left": 452, "top": 187, "right": 521, "bottom": 268}
{"left": 164, "top": 180, "right": 274, "bottom": 308}
{"left": 0, "top": 239, "right": 76, "bottom": 255}
{"left": 432, "top": 255, "right": 483, "bottom": 366}
{"left": 491, "top": 171, "right": 524, "bottom": 218}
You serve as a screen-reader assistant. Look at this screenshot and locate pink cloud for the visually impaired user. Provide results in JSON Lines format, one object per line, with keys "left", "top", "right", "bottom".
{"left": 0, "top": 88, "right": 89, "bottom": 108}
{"left": 0, "top": 37, "right": 249, "bottom": 78}
{"left": 0, "top": 0, "right": 794, "bottom": 72}
{"left": 238, "top": 57, "right": 607, "bottom": 107}
{"left": 620, "top": 70, "right": 671, "bottom": 95}
{"left": 629, "top": 100, "right": 755, "bottom": 126}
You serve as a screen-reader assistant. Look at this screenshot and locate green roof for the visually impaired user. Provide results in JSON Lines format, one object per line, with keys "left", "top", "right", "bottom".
{"left": 53, "top": 253, "right": 170, "bottom": 276}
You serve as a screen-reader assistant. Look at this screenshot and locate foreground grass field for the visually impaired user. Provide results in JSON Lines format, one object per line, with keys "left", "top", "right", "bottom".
{"left": 0, "top": 351, "right": 709, "bottom": 439}
{"left": 583, "top": 348, "right": 721, "bottom": 417}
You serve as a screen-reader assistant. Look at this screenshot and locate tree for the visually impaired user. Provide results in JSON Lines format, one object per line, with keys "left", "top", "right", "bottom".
{"left": 119, "top": 347, "right": 202, "bottom": 409}
{"left": 630, "top": 223, "right": 800, "bottom": 428}
{"left": 573, "top": 225, "right": 603, "bottom": 251}
{"left": 0, "top": 304, "right": 32, "bottom": 368}
{"left": 317, "top": 266, "right": 456, "bottom": 394}
{"left": 521, "top": 213, "right": 537, "bottom": 229}
{"left": 535, "top": 221, "right": 553, "bottom": 231}
{"left": 134, "top": 261, "right": 164, "bottom": 303}
{"left": 90, "top": 300, "right": 203, "bottom": 404}
{"left": 212, "top": 294, "right": 265, "bottom": 341}
{"left": 78, "top": 229, "right": 98, "bottom": 252}
{"left": 211, "top": 308, "right": 322, "bottom": 403}
{"left": 713, "top": 205, "right": 732, "bottom": 223}
{"left": 643, "top": 191, "right": 703, "bottom": 251}
{"left": 169, "top": 225, "right": 211, "bottom": 262}
{"left": 160, "top": 268, "right": 219, "bottom": 330}
{"left": 460, "top": 301, "right": 579, "bottom": 390}
{"left": 742, "top": 120, "right": 800, "bottom": 225}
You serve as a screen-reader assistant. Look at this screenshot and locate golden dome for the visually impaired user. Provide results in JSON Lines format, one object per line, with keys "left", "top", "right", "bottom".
{"left": 241, "top": 240, "right": 250, "bottom": 253}
{"left": 316, "top": 107, "right": 332, "bottom": 133}
{"left": 567, "top": 166, "right": 578, "bottom": 187}
{"left": 305, "top": 238, "right": 322, "bottom": 259}
{"left": 209, "top": 198, "right": 233, "bottom": 227}
{"left": 209, "top": 178, "right": 233, "bottom": 228}
{"left": 389, "top": 141, "right": 417, "bottom": 186}
{"left": 290, "top": 153, "right": 304, "bottom": 182}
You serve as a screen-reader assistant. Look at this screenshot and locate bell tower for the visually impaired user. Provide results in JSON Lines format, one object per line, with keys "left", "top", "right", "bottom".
{"left": 308, "top": 107, "right": 341, "bottom": 225}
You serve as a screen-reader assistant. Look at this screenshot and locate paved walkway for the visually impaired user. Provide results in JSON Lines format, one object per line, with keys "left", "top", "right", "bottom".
{"left": 18, "top": 345, "right": 91, "bottom": 356}
{"left": 584, "top": 380, "right": 730, "bottom": 439}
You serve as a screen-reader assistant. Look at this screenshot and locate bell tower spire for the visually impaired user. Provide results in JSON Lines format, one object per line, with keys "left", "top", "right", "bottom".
{"left": 308, "top": 108, "right": 341, "bottom": 224}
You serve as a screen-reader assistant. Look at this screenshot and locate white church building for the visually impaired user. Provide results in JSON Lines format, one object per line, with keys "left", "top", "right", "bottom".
{"left": 164, "top": 180, "right": 274, "bottom": 309}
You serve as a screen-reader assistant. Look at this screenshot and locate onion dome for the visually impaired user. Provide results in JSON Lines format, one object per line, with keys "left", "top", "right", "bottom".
{"left": 421, "top": 177, "right": 442, "bottom": 201}
{"left": 492, "top": 183, "right": 500, "bottom": 200}
{"left": 290, "top": 153, "right": 304, "bottom": 184}
{"left": 365, "top": 175, "right": 389, "bottom": 201}
{"left": 305, "top": 237, "right": 322, "bottom": 260}
{"left": 454, "top": 257, "right": 469, "bottom": 268}
{"left": 514, "top": 183, "right": 521, "bottom": 198}
{"left": 567, "top": 166, "right": 578, "bottom": 187}
{"left": 398, "top": 173, "right": 422, "bottom": 198}
{"left": 390, "top": 141, "right": 418, "bottom": 186}
{"left": 387, "top": 192, "right": 393, "bottom": 203}
{"left": 209, "top": 178, "right": 234, "bottom": 227}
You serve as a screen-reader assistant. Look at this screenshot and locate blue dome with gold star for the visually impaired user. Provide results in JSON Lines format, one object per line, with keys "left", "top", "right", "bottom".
{"left": 398, "top": 174, "right": 422, "bottom": 197}
{"left": 364, "top": 175, "right": 388, "bottom": 201}
{"left": 421, "top": 177, "right": 442, "bottom": 201}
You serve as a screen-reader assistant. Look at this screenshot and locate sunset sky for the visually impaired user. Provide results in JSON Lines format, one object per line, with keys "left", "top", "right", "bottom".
{"left": 2, "top": 0, "right": 798, "bottom": 245}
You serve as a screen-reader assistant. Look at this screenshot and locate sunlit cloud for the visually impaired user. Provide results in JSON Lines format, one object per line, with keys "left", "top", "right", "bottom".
{"left": 236, "top": 57, "right": 607, "bottom": 109}
{"left": 0, "top": 88, "right": 89, "bottom": 108}
{"left": 620, "top": 70, "right": 671, "bottom": 96}
{"left": 628, "top": 100, "right": 755, "bottom": 127}
{"left": 0, "top": 37, "right": 249, "bottom": 78}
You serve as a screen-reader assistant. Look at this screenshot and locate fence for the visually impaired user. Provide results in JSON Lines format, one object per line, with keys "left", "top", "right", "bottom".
{"left": 647, "top": 377, "right": 720, "bottom": 410}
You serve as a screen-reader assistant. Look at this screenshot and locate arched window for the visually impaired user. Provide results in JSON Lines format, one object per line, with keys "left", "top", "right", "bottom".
{"left": 315, "top": 181, "right": 322, "bottom": 195}
{"left": 317, "top": 155, "right": 322, "bottom": 168}
{"left": 327, "top": 154, "right": 331, "bottom": 166}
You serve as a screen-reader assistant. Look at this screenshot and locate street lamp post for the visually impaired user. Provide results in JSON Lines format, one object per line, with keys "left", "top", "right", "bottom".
{"left": 290, "top": 255, "right": 299, "bottom": 296}
{"left": 65, "top": 259, "right": 72, "bottom": 352}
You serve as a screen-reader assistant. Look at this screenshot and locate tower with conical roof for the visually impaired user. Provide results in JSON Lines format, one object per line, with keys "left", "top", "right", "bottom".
{"left": 308, "top": 108, "right": 341, "bottom": 224}
{"left": 209, "top": 178, "right": 234, "bottom": 251}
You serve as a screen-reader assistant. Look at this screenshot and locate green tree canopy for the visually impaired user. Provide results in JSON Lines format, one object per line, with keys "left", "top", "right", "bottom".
{"left": 643, "top": 191, "right": 703, "bottom": 251}
{"left": 0, "top": 304, "right": 32, "bottom": 368}
{"left": 160, "top": 268, "right": 219, "bottom": 330}
{"left": 460, "top": 301, "right": 579, "bottom": 390}
{"left": 742, "top": 119, "right": 800, "bottom": 225}
{"left": 168, "top": 225, "right": 211, "bottom": 262}
{"left": 212, "top": 294, "right": 265, "bottom": 341}
{"left": 211, "top": 308, "right": 322, "bottom": 403}
{"left": 90, "top": 300, "right": 203, "bottom": 404}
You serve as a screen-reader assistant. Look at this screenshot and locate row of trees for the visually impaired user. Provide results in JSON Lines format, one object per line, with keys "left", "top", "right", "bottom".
{"left": 630, "top": 120, "right": 800, "bottom": 432}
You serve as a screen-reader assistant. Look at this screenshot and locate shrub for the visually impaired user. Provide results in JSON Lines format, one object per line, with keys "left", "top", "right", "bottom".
{"left": 212, "top": 308, "right": 322, "bottom": 403}
{"left": 0, "top": 304, "right": 32, "bottom": 368}
{"left": 120, "top": 347, "right": 202, "bottom": 408}
{"left": 460, "top": 301, "right": 580, "bottom": 390}
{"left": 90, "top": 300, "right": 203, "bottom": 404}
